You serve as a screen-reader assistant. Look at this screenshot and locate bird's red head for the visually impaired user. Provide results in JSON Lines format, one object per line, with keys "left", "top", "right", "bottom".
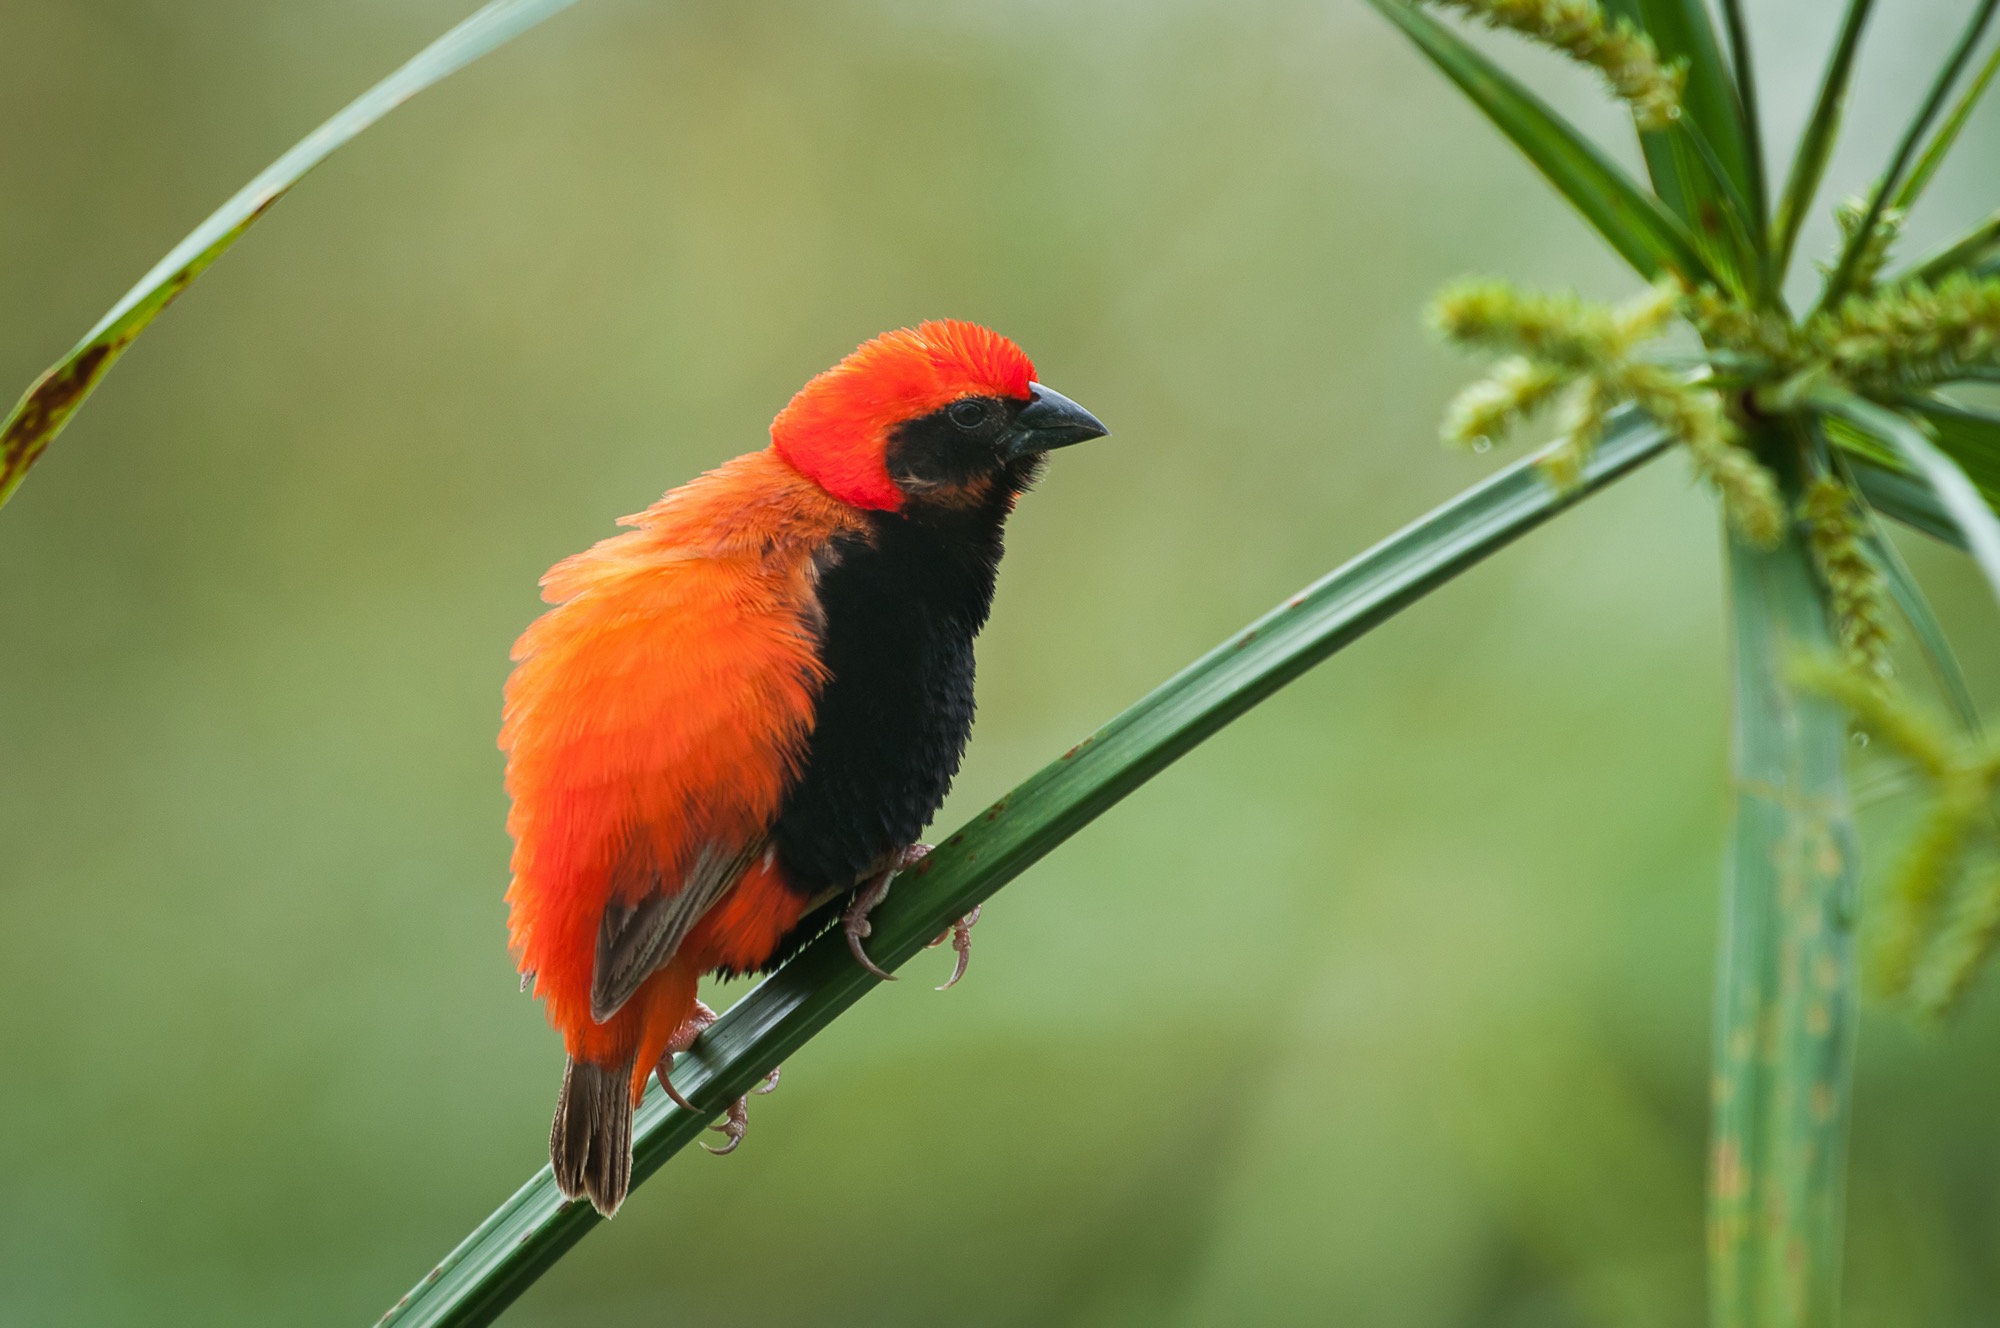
{"left": 771, "top": 320, "right": 1105, "bottom": 511}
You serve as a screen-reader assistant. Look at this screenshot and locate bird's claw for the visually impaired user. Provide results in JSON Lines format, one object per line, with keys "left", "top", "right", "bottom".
{"left": 704, "top": 1096, "right": 750, "bottom": 1155}
{"left": 657, "top": 1002, "right": 781, "bottom": 1157}
{"left": 926, "top": 904, "right": 982, "bottom": 990}
{"left": 655, "top": 1000, "right": 720, "bottom": 1111}
{"left": 843, "top": 843, "right": 932, "bottom": 981}
{"left": 702, "top": 1068, "right": 779, "bottom": 1156}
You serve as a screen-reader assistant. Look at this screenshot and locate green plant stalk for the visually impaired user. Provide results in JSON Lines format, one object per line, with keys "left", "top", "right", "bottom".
{"left": 1770, "top": 0, "right": 1875, "bottom": 284}
{"left": 373, "top": 414, "right": 1671, "bottom": 1328}
{"left": 1710, "top": 430, "right": 1860, "bottom": 1328}
{"left": 0, "top": 0, "right": 575, "bottom": 513}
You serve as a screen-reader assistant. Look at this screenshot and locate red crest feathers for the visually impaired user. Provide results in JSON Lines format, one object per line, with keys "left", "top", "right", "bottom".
{"left": 771, "top": 320, "right": 1036, "bottom": 511}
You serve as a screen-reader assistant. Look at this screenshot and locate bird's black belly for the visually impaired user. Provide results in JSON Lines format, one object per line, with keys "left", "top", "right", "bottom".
{"left": 747, "top": 495, "right": 1013, "bottom": 973}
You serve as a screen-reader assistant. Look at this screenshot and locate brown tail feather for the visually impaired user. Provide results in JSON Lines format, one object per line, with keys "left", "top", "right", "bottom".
{"left": 550, "top": 1056, "right": 635, "bottom": 1217}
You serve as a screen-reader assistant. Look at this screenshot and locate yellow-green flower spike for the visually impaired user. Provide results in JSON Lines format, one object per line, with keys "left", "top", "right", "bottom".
{"left": 1422, "top": 0, "right": 1685, "bottom": 130}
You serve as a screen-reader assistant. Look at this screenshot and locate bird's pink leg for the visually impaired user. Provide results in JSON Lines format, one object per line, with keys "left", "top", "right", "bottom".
{"left": 843, "top": 843, "right": 933, "bottom": 980}
{"left": 843, "top": 843, "right": 983, "bottom": 989}
{"left": 925, "top": 903, "right": 982, "bottom": 990}
{"left": 655, "top": 1000, "right": 780, "bottom": 1155}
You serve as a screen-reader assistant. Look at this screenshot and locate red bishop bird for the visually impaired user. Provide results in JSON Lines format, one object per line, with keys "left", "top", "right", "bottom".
{"left": 501, "top": 320, "right": 1107, "bottom": 1215}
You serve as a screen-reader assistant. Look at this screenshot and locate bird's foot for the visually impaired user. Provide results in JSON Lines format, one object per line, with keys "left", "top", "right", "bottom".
{"left": 925, "top": 904, "right": 982, "bottom": 990}
{"left": 844, "top": 843, "right": 932, "bottom": 980}
{"left": 702, "top": 1066, "right": 780, "bottom": 1156}
{"left": 656, "top": 1000, "right": 781, "bottom": 1156}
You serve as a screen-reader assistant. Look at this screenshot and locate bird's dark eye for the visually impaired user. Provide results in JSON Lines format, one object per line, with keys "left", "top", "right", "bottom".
{"left": 948, "top": 399, "right": 990, "bottom": 430}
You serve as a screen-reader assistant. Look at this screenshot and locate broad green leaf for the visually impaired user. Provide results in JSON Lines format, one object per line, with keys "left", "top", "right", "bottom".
{"left": 1609, "top": 0, "right": 1754, "bottom": 199}
{"left": 373, "top": 413, "right": 1672, "bottom": 1328}
{"left": 1771, "top": 0, "right": 1877, "bottom": 285}
{"left": 1710, "top": 438, "right": 1859, "bottom": 1328}
{"left": 1818, "top": 389, "right": 2000, "bottom": 612}
{"left": 1604, "top": 0, "right": 1762, "bottom": 293}
{"left": 0, "top": 0, "right": 577, "bottom": 512}
{"left": 1366, "top": 0, "right": 1715, "bottom": 286}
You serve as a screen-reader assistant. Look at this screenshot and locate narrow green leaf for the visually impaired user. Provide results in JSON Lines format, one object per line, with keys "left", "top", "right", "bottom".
{"left": 1716, "top": 0, "right": 1771, "bottom": 240}
{"left": 1771, "top": 0, "right": 1877, "bottom": 286}
{"left": 1710, "top": 430, "right": 1860, "bottom": 1328}
{"left": 1895, "top": 39, "right": 2000, "bottom": 214}
{"left": 1858, "top": 505, "right": 1984, "bottom": 734}
{"left": 1849, "top": 453, "right": 1963, "bottom": 549}
{"left": 1897, "top": 210, "right": 2000, "bottom": 286}
{"left": 1820, "top": 0, "right": 2000, "bottom": 311}
{"left": 0, "top": 0, "right": 576, "bottom": 513}
{"left": 1367, "top": 0, "right": 1715, "bottom": 285}
{"left": 373, "top": 413, "right": 1672, "bottom": 1328}
{"left": 1817, "top": 389, "right": 2000, "bottom": 614}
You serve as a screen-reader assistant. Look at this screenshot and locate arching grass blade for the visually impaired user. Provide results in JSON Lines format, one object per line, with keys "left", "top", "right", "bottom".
{"left": 1366, "top": 0, "right": 1714, "bottom": 286}
{"left": 1817, "top": 390, "right": 2000, "bottom": 612}
{"left": 372, "top": 412, "right": 1671, "bottom": 1328}
{"left": 0, "top": 0, "right": 577, "bottom": 513}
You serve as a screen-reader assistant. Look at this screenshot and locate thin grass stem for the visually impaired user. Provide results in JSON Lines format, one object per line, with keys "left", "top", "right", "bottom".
{"left": 1819, "top": 0, "right": 2000, "bottom": 312}
{"left": 1771, "top": 0, "right": 1876, "bottom": 286}
{"left": 1895, "top": 39, "right": 2000, "bottom": 214}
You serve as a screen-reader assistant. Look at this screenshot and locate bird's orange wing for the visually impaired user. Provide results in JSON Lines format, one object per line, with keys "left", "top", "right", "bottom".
{"left": 501, "top": 449, "right": 861, "bottom": 1063}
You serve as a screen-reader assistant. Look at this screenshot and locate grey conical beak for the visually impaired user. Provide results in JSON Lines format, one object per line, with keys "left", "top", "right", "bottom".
{"left": 1002, "top": 382, "right": 1109, "bottom": 460}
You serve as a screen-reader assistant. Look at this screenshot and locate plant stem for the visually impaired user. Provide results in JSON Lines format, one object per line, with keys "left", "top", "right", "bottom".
{"left": 1710, "top": 429, "right": 1860, "bottom": 1328}
{"left": 373, "top": 414, "right": 1670, "bottom": 1328}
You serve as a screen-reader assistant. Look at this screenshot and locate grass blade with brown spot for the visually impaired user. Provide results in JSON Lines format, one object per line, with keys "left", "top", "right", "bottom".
{"left": 0, "top": 0, "right": 576, "bottom": 513}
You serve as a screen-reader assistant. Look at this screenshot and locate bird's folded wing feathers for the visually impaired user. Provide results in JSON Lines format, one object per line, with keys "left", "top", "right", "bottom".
{"left": 590, "top": 841, "right": 761, "bottom": 1023}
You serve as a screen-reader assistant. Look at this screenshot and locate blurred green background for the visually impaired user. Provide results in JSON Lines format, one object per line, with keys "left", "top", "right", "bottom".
{"left": 4, "top": 2, "right": 2000, "bottom": 1324}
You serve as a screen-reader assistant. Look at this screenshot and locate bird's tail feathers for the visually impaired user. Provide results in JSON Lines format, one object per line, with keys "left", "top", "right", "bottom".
{"left": 551, "top": 1055, "right": 636, "bottom": 1217}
